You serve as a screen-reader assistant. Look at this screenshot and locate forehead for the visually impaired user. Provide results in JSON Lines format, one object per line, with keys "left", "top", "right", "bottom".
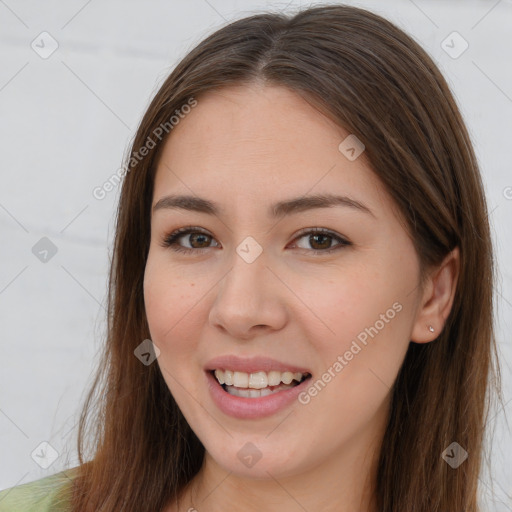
{"left": 152, "top": 83, "right": 392, "bottom": 220}
{"left": 159, "top": 83, "right": 351, "bottom": 164}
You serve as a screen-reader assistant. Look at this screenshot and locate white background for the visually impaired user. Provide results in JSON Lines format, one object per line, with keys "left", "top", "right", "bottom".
{"left": 0, "top": 0, "right": 511, "bottom": 510}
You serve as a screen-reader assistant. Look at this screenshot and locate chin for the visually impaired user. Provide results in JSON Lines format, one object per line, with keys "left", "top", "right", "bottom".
{"left": 198, "top": 429, "right": 312, "bottom": 481}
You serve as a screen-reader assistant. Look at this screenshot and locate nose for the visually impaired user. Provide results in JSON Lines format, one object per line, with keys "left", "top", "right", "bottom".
{"left": 208, "top": 249, "right": 288, "bottom": 340}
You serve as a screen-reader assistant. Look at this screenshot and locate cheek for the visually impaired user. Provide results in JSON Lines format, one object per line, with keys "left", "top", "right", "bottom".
{"left": 144, "top": 260, "right": 193, "bottom": 349}
{"left": 298, "top": 261, "right": 413, "bottom": 382}
{"left": 144, "top": 264, "right": 202, "bottom": 404}
{"left": 144, "top": 267, "right": 175, "bottom": 337}
{"left": 296, "top": 285, "right": 408, "bottom": 444}
{"left": 294, "top": 266, "right": 391, "bottom": 348}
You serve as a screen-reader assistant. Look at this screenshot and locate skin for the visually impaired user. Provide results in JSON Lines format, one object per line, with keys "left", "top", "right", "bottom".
{"left": 143, "top": 82, "right": 460, "bottom": 512}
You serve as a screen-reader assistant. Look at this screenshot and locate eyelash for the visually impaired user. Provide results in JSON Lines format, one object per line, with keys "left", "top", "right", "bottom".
{"left": 160, "top": 226, "right": 351, "bottom": 256}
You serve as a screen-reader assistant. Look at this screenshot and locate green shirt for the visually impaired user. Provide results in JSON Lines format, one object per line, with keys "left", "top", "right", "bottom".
{"left": 0, "top": 467, "right": 79, "bottom": 512}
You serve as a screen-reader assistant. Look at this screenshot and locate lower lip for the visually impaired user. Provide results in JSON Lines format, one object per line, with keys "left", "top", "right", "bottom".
{"left": 205, "top": 370, "right": 312, "bottom": 419}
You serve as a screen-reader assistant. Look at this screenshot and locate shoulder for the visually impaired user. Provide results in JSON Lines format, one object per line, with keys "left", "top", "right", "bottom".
{"left": 0, "top": 466, "right": 80, "bottom": 512}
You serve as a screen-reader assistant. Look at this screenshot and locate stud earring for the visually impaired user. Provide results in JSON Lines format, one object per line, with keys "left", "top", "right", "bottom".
{"left": 428, "top": 325, "right": 435, "bottom": 333}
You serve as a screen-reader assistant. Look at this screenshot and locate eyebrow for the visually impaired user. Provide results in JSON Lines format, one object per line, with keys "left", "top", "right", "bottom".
{"left": 152, "top": 193, "right": 375, "bottom": 219}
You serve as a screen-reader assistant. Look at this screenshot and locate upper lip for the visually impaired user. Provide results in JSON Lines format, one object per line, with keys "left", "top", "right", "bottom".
{"left": 204, "top": 355, "right": 312, "bottom": 375}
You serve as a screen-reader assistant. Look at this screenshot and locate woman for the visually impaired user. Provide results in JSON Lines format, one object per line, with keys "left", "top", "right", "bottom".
{"left": 0, "top": 4, "right": 503, "bottom": 511}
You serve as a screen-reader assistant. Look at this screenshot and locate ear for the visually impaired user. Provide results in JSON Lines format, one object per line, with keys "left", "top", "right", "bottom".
{"left": 411, "top": 246, "right": 460, "bottom": 343}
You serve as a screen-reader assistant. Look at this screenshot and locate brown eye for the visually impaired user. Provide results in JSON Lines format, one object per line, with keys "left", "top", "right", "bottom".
{"left": 305, "top": 233, "right": 332, "bottom": 250}
{"left": 161, "top": 226, "right": 351, "bottom": 256}
{"left": 161, "top": 227, "right": 219, "bottom": 254}
{"left": 185, "top": 232, "right": 212, "bottom": 249}
{"left": 292, "top": 228, "right": 351, "bottom": 255}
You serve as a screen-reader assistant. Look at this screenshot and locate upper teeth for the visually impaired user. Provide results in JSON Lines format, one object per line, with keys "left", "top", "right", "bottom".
{"left": 214, "top": 369, "right": 306, "bottom": 388}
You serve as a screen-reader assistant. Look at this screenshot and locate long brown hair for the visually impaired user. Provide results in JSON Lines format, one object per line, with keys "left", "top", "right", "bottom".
{"left": 65, "top": 4, "right": 504, "bottom": 511}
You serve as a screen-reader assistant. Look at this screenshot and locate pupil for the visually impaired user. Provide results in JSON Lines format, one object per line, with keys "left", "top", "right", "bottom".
{"left": 192, "top": 233, "right": 210, "bottom": 248}
{"left": 312, "top": 234, "right": 330, "bottom": 249}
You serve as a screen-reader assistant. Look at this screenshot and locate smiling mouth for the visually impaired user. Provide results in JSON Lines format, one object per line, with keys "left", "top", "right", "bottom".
{"left": 210, "top": 369, "right": 312, "bottom": 398}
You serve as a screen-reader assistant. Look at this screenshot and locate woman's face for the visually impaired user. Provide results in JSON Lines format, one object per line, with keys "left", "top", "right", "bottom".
{"left": 144, "top": 83, "right": 424, "bottom": 481}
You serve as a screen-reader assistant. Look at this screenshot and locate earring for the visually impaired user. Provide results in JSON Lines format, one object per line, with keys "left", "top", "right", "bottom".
{"left": 428, "top": 325, "right": 435, "bottom": 333}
